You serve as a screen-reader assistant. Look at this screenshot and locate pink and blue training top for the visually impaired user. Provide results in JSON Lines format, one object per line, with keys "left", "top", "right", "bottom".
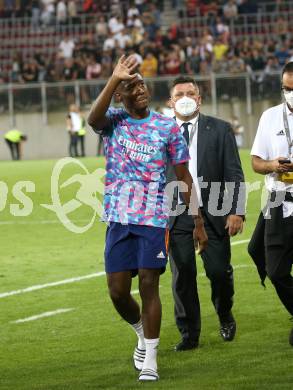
{"left": 96, "top": 107, "right": 189, "bottom": 228}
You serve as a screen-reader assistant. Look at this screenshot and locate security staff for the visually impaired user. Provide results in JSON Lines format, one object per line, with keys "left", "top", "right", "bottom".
{"left": 168, "top": 76, "right": 245, "bottom": 351}
{"left": 250, "top": 61, "right": 293, "bottom": 346}
{"left": 4, "top": 129, "right": 27, "bottom": 160}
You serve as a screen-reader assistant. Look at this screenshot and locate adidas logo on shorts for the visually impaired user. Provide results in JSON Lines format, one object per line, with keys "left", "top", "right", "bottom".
{"left": 157, "top": 251, "right": 165, "bottom": 259}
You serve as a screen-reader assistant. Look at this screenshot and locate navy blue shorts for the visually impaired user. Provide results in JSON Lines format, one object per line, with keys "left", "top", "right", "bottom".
{"left": 105, "top": 223, "right": 169, "bottom": 276}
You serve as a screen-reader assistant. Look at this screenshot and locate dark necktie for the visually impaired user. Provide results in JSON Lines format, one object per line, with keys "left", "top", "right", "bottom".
{"left": 182, "top": 122, "right": 191, "bottom": 145}
{"left": 178, "top": 122, "right": 191, "bottom": 204}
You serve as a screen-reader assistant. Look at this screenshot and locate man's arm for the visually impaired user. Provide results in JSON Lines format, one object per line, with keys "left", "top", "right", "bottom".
{"left": 252, "top": 155, "right": 292, "bottom": 174}
{"left": 174, "top": 164, "right": 208, "bottom": 253}
{"left": 87, "top": 55, "right": 138, "bottom": 130}
{"left": 223, "top": 123, "right": 246, "bottom": 236}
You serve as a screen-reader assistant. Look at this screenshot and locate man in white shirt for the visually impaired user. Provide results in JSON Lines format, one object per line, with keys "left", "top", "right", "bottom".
{"left": 168, "top": 76, "right": 245, "bottom": 351}
{"left": 59, "top": 36, "right": 75, "bottom": 59}
{"left": 250, "top": 62, "right": 293, "bottom": 346}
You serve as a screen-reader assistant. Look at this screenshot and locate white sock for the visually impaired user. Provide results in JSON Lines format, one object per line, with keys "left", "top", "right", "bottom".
{"left": 142, "top": 338, "right": 159, "bottom": 372}
{"left": 130, "top": 319, "right": 145, "bottom": 350}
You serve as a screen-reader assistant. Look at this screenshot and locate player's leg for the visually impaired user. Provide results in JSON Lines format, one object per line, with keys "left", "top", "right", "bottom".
{"left": 135, "top": 225, "right": 168, "bottom": 381}
{"left": 138, "top": 268, "right": 161, "bottom": 381}
{"left": 105, "top": 223, "right": 146, "bottom": 369}
{"left": 107, "top": 271, "right": 140, "bottom": 324}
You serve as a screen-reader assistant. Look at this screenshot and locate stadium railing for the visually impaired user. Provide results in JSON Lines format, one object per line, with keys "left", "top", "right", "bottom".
{"left": 0, "top": 71, "right": 281, "bottom": 127}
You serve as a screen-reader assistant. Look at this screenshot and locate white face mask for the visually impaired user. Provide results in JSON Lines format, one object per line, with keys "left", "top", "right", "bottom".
{"left": 284, "top": 90, "right": 293, "bottom": 108}
{"left": 174, "top": 96, "right": 198, "bottom": 117}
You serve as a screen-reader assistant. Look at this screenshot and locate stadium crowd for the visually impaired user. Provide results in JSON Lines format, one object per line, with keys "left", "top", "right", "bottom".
{"left": 0, "top": 0, "right": 293, "bottom": 86}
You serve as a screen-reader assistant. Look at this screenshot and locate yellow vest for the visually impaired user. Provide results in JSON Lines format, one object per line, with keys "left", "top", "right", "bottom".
{"left": 4, "top": 129, "right": 22, "bottom": 143}
{"left": 78, "top": 119, "right": 86, "bottom": 136}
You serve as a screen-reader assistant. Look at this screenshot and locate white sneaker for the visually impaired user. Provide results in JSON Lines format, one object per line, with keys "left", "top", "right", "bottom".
{"left": 138, "top": 368, "right": 159, "bottom": 381}
{"left": 133, "top": 346, "right": 146, "bottom": 371}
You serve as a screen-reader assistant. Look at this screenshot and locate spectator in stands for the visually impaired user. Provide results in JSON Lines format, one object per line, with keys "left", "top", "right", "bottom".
{"left": 95, "top": 15, "right": 108, "bottom": 40}
{"left": 213, "top": 37, "right": 229, "bottom": 61}
{"left": 132, "top": 14, "right": 144, "bottom": 33}
{"left": 273, "top": 16, "right": 288, "bottom": 41}
{"left": 83, "top": 0, "right": 93, "bottom": 13}
{"left": 100, "top": 50, "right": 113, "bottom": 78}
{"left": 34, "top": 51, "right": 47, "bottom": 82}
{"left": 134, "top": 0, "right": 145, "bottom": 14}
{"left": 164, "top": 50, "right": 180, "bottom": 75}
{"left": 131, "top": 25, "right": 144, "bottom": 47}
{"left": 228, "top": 52, "right": 246, "bottom": 73}
{"left": 56, "top": 0, "right": 67, "bottom": 25}
{"left": 275, "top": 44, "right": 291, "bottom": 66}
{"left": 127, "top": 1, "right": 140, "bottom": 20}
{"left": 214, "top": 17, "right": 229, "bottom": 43}
{"left": 247, "top": 49, "right": 265, "bottom": 97}
{"left": 59, "top": 36, "right": 75, "bottom": 59}
{"left": 116, "top": 28, "right": 132, "bottom": 50}
{"left": 262, "top": 56, "right": 281, "bottom": 96}
{"left": 140, "top": 52, "right": 158, "bottom": 77}
{"left": 86, "top": 55, "right": 102, "bottom": 80}
{"left": 108, "top": 14, "right": 124, "bottom": 35}
{"left": 21, "top": 59, "right": 39, "bottom": 83}
{"left": 4, "top": 129, "right": 27, "bottom": 160}
{"left": 68, "top": 0, "right": 78, "bottom": 24}
{"left": 41, "top": 0, "right": 55, "bottom": 27}
{"left": 31, "top": 0, "right": 41, "bottom": 32}
{"left": 223, "top": 0, "right": 238, "bottom": 20}
{"left": 45, "top": 61, "right": 57, "bottom": 82}
{"left": 248, "top": 49, "right": 265, "bottom": 71}
{"left": 148, "top": 3, "right": 161, "bottom": 29}
{"left": 185, "top": 46, "right": 201, "bottom": 75}
{"left": 10, "top": 52, "right": 22, "bottom": 83}
{"left": 103, "top": 30, "right": 117, "bottom": 51}
{"left": 62, "top": 58, "right": 77, "bottom": 81}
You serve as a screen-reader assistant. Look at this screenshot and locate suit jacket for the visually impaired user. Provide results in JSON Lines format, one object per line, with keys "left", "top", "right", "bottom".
{"left": 167, "top": 113, "right": 245, "bottom": 236}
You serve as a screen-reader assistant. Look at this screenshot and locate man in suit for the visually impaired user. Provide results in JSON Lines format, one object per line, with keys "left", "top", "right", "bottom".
{"left": 168, "top": 76, "right": 245, "bottom": 351}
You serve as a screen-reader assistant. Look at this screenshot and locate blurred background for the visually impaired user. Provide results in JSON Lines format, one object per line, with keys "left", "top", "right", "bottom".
{"left": 0, "top": 0, "right": 292, "bottom": 159}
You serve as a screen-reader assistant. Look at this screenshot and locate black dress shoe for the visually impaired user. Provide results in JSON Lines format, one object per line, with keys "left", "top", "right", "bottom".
{"left": 174, "top": 339, "right": 199, "bottom": 351}
{"left": 220, "top": 321, "right": 236, "bottom": 341}
{"left": 289, "top": 328, "right": 293, "bottom": 346}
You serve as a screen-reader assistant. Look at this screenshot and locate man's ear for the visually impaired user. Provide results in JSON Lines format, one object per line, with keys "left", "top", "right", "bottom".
{"left": 197, "top": 95, "right": 202, "bottom": 108}
{"left": 167, "top": 98, "right": 173, "bottom": 108}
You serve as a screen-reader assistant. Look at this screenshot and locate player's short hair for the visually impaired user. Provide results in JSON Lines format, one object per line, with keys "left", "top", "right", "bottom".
{"left": 170, "top": 76, "right": 200, "bottom": 95}
{"left": 282, "top": 61, "right": 293, "bottom": 77}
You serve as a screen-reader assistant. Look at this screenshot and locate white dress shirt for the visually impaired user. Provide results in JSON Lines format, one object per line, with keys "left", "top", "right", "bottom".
{"left": 251, "top": 103, "right": 293, "bottom": 217}
{"left": 176, "top": 116, "right": 203, "bottom": 207}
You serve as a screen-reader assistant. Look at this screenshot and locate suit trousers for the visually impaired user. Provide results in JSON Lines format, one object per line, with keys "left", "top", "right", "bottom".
{"left": 265, "top": 214, "right": 293, "bottom": 316}
{"left": 169, "top": 209, "right": 234, "bottom": 341}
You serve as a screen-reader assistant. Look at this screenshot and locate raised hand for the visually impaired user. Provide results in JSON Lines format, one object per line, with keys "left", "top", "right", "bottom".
{"left": 113, "top": 55, "right": 139, "bottom": 82}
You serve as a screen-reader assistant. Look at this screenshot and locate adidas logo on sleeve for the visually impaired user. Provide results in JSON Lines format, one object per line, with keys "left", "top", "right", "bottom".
{"left": 156, "top": 251, "right": 165, "bottom": 259}
{"left": 276, "top": 130, "right": 285, "bottom": 136}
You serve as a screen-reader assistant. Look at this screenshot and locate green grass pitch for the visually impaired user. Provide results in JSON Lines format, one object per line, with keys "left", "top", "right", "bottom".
{"left": 0, "top": 151, "right": 292, "bottom": 390}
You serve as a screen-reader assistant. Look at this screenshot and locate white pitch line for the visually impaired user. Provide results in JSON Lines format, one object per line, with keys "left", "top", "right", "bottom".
{"left": 11, "top": 308, "right": 74, "bottom": 324}
{"left": 0, "top": 219, "right": 91, "bottom": 225}
{"left": 231, "top": 239, "right": 250, "bottom": 246}
{"left": 0, "top": 239, "right": 251, "bottom": 300}
{"left": 0, "top": 272, "right": 105, "bottom": 299}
